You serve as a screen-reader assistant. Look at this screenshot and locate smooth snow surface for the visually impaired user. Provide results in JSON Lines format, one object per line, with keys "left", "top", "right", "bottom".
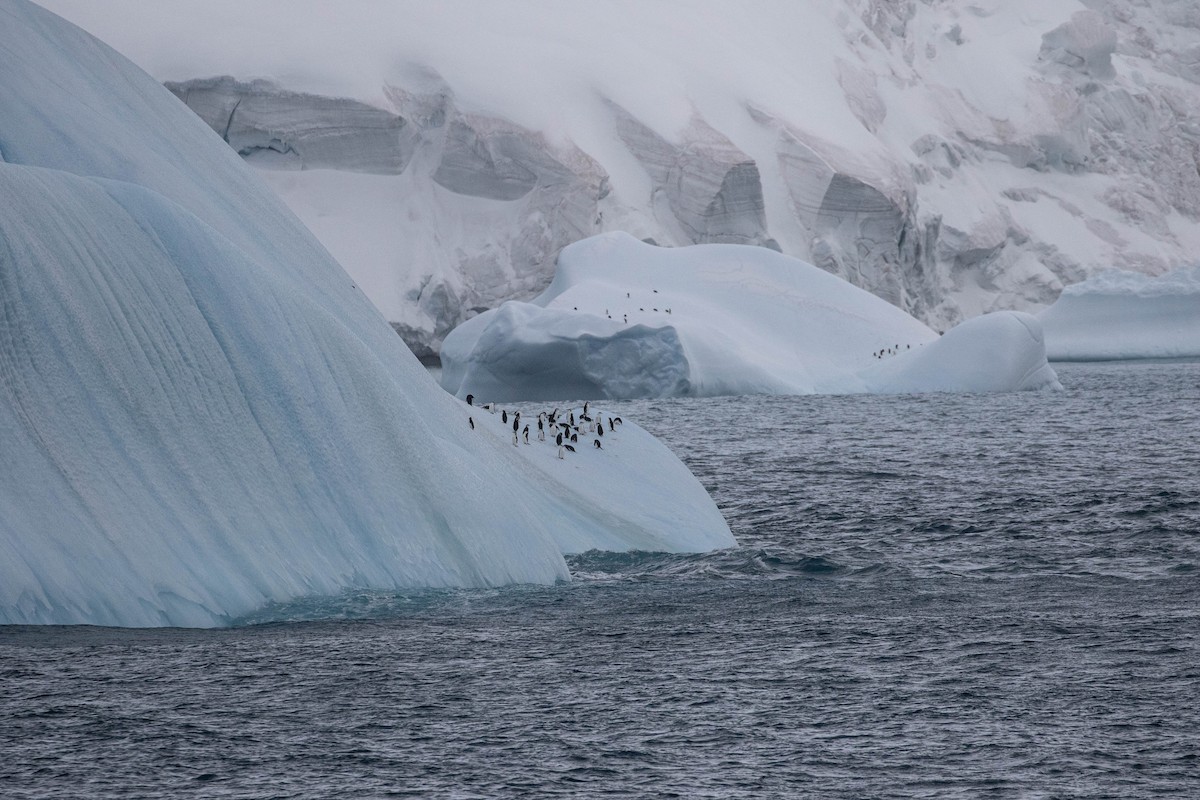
{"left": 441, "top": 234, "right": 1060, "bottom": 400}
{"left": 864, "top": 312, "right": 1062, "bottom": 395}
{"left": 1038, "top": 268, "right": 1200, "bottom": 360}
{"left": 0, "top": 1, "right": 732, "bottom": 628}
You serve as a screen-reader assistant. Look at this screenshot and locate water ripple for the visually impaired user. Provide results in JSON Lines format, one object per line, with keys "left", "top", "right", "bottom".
{"left": 2, "top": 361, "right": 1199, "bottom": 797}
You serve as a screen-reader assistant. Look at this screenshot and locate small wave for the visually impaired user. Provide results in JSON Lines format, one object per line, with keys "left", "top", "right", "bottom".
{"left": 566, "top": 547, "right": 854, "bottom": 581}
{"left": 228, "top": 586, "right": 505, "bottom": 626}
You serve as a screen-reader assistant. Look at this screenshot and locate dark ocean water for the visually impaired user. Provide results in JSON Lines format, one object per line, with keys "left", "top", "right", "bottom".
{"left": 3, "top": 360, "right": 1199, "bottom": 798}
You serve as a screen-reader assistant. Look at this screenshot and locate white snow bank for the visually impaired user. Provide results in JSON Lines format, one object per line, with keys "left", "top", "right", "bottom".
{"left": 1038, "top": 268, "right": 1200, "bottom": 360}
{"left": 442, "top": 233, "right": 1059, "bottom": 400}
{"left": 0, "top": 1, "right": 732, "bottom": 628}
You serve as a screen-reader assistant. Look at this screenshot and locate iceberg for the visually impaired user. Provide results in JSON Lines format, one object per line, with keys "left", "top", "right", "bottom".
{"left": 0, "top": 1, "right": 731, "bottom": 628}
{"left": 464, "top": 404, "right": 731, "bottom": 556}
{"left": 441, "top": 233, "right": 1060, "bottom": 400}
{"left": 1038, "top": 268, "right": 1200, "bottom": 361}
{"left": 862, "top": 311, "right": 1061, "bottom": 395}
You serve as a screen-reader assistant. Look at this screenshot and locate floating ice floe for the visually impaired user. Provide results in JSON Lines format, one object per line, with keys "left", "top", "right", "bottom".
{"left": 1038, "top": 267, "right": 1200, "bottom": 360}
{"left": 0, "top": 1, "right": 732, "bottom": 628}
{"left": 441, "top": 233, "right": 1061, "bottom": 400}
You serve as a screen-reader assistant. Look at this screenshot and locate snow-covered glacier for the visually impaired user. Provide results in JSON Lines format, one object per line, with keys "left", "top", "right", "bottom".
{"left": 1039, "top": 267, "right": 1200, "bottom": 360}
{"left": 440, "top": 233, "right": 1060, "bottom": 401}
{"left": 0, "top": 1, "right": 732, "bottom": 628}
{"left": 39, "top": 0, "right": 1200, "bottom": 358}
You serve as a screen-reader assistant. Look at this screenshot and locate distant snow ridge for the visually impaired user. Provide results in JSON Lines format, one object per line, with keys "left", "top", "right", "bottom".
{"left": 440, "top": 233, "right": 1060, "bottom": 401}
{"left": 42, "top": 0, "right": 1200, "bottom": 358}
{"left": 1039, "top": 267, "right": 1200, "bottom": 360}
{"left": 0, "top": 1, "right": 731, "bottom": 628}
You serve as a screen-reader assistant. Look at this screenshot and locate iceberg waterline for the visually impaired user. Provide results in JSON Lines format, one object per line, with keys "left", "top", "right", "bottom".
{"left": 0, "top": 0, "right": 732, "bottom": 628}
{"left": 441, "top": 233, "right": 1061, "bottom": 401}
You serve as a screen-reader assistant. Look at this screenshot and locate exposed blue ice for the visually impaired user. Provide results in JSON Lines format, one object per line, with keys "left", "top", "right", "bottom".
{"left": 0, "top": 1, "right": 732, "bottom": 627}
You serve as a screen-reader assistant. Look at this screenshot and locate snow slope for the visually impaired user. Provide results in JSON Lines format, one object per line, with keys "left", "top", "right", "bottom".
{"left": 466, "top": 404, "right": 731, "bottom": 556}
{"left": 0, "top": 1, "right": 732, "bottom": 628}
{"left": 38, "top": 0, "right": 1200, "bottom": 358}
{"left": 440, "top": 234, "right": 1059, "bottom": 400}
{"left": 1038, "top": 267, "right": 1200, "bottom": 360}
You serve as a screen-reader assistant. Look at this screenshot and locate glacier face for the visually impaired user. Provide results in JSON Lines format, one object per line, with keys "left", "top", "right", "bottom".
{"left": 440, "top": 233, "right": 1059, "bottom": 401}
{"left": 38, "top": 0, "right": 1200, "bottom": 359}
{"left": 0, "top": 1, "right": 732, "bottom": 627}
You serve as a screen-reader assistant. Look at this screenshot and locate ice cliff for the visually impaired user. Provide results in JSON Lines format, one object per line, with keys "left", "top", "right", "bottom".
{"left": 1039, "top": 267, "right": 1200, "bottom": 360}
{"left": 0, "top": 1, "right": 732, "bottom": 628}
{"left": 440, "top": 233, "right": 1060, "bottom": 401}
{"left": 40, "top": 0, "right": 1200, "bottom": 358}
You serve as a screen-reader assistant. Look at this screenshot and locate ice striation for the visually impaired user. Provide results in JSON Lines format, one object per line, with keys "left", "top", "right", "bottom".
{"left": 166, "top": 76, "right": 418, "bottom": 173}
{"left": 610, "top": 103, "right": 771, "bottom": 248}
{"left": 440, "top": 233, "right": 1060, "bottom": 401}
{"left": 0, "top": 1, "right": 733, "bottom": 628}
{"left": 38, "top": 0, "right": 1200, "bottom": 358}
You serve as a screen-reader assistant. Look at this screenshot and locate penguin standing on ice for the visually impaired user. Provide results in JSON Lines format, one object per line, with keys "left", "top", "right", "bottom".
{"left": 523, "top": 425, "right": 530, "bottom": 444}
{"left": 556, "top": 432, "right": 563, "bottom": 447}
{"left": 558, "top": 445, "right": 565, "bottom": 459}
{"left": 502, "top": 410, "right": 508, "bottom": 424}
{"left": 466, "top": 394, "right": 474, "bottom": 406}
{"left": 597, "top": 422, "right": 604, "bottom": 437}
{"left": 538, "top": 418, "right": 545, "bottom": 441}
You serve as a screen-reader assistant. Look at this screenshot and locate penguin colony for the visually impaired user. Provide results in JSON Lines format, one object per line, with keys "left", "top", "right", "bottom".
{"left": 564, "top": 287, "right": 672, "bottom": 326}
{"left": 466, "top": 396, "right": 623, "bottom": 460}
{"left": 872, "top": 343, "right": 918, "bottom": 359}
